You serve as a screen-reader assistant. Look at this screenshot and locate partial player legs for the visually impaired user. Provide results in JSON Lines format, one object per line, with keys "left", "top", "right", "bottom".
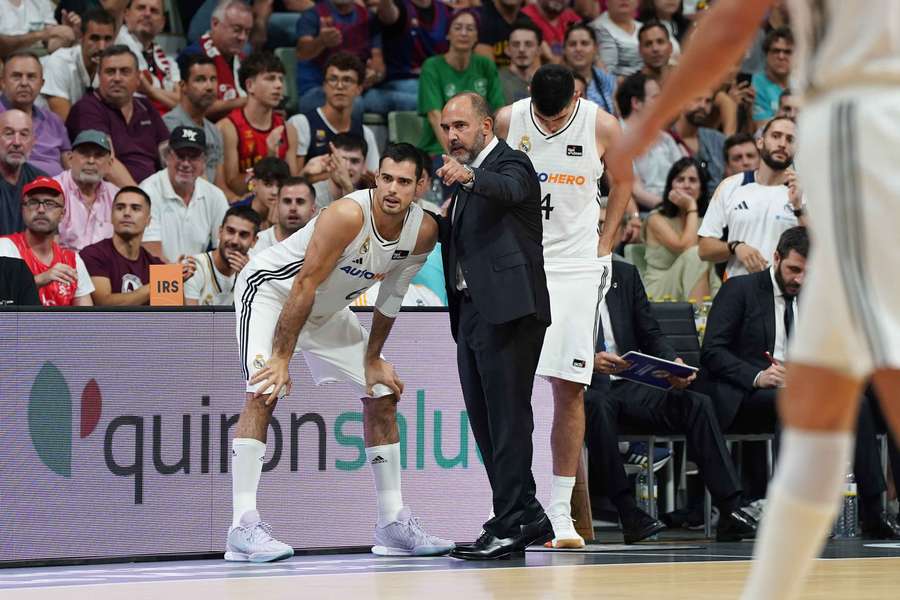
{"left": 740, "top": 364, "right": 864, "bottom": 600}
{"left": 363, "top": 394, "right": 454, "bottom": 557}
{"left": 547, "top": 377, "right": 586, "bottom": 548}
{"left": 226, "top": 392, "right": 293, "bottom": 563}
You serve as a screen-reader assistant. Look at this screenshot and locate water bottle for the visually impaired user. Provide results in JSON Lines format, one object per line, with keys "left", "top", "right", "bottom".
{"left": 833, "top": 469, "right": 859, "bottom": 538}
{"left": 634, "top": 464, "right": 659, "bottom": 539}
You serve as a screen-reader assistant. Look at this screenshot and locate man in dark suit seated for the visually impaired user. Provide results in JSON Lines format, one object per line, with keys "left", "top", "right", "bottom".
{"left": 584, "top": 250, "right": 758, "bottom": 543}
{"left": 701, "top": 226, "right": 900, "bottom": 538}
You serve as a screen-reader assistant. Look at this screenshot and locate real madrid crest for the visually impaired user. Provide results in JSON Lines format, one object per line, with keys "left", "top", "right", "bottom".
{"left": 253, "top": 354, "right": 266, "bottom": 370}
{"left": 519, "top": 135, "right": 532, "bottom": 153}
{"left": 360, "top": 237, "right": 370, "bottom": 255}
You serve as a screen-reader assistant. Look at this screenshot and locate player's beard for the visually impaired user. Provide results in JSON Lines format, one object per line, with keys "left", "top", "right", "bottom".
{"left": 760, "top": 146, "right": 793, "bottom": 171}
{"left": 774, "top": 261, "right": 800, "bottom": 299}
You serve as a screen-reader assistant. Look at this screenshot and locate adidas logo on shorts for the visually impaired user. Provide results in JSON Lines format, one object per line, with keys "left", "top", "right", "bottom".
{"left": 371, "top": 455, "right": 387, "bottom": 465}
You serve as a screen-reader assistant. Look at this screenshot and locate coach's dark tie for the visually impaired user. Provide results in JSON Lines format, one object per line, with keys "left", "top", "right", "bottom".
{"left": 784, "top": 295, "right": 795, "bottom": 340}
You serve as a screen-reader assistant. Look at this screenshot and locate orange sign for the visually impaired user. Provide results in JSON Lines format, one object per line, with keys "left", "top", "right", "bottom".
{"left": 149, "top": 264, "right": 184, "bottom": 306}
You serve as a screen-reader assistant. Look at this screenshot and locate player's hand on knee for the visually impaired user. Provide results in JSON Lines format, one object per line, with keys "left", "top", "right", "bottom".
{"left": 250, "top": 356, "right": 292, "bottom": 406}
{"left": 365, "top": 358, "right": 404, "bottom": 399}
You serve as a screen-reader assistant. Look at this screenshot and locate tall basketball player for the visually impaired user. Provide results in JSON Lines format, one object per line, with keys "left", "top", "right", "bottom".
{"left": 226, "top": 143, "right": 454, "bottom": 562}
{"left": 606, "top": 1, "right": 900, "bottom": 598}
{"left": 494, "top": 64, "right": 632, "bottom": 548}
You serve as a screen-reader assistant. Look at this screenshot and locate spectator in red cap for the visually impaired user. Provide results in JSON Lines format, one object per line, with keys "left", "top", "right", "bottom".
{"left": 0, "top": 177, "right": 95, "bottom": 306}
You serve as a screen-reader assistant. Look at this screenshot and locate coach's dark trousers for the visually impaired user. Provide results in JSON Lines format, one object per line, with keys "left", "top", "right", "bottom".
{"left": 456, "top": 294, "right": 547, "bottom": 538}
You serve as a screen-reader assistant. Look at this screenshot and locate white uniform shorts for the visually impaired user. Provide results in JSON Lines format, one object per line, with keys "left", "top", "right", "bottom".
{"left": 235, "top": 276, "right": 392, "bottom": 398}
{"left": 790, "top": 89, "right": 900, "bottom": 377}
{"left": 536, "top": 255, "right": 612, "bottom": 385}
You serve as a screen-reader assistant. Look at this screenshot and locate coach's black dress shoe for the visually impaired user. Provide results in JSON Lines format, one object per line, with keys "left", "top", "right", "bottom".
{"left": 451, "top": 514, "right": 554, "bottom": 560}
{"left": 716, "top": 507, "right": 758, "bottom": 542}
{"left": 621, "top": 508, "right": 666, "bottom": 544}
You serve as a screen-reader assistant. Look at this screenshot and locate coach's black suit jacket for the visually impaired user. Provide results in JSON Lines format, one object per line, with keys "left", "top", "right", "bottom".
{"left": 699, "top": 270, "right": 777, "bottom": 430}
{"left": 438, "top": 138, "right": 551, "bottom": 538}
{"left": 439, "top": 138, "right": 551, "bottom": 340}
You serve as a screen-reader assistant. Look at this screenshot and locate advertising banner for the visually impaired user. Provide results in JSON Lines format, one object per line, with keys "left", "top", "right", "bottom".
{"left": 0, "top": 310, "right": 555, "bottom": 562}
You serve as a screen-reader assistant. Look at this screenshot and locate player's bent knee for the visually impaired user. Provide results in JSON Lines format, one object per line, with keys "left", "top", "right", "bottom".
{"left": 778, "top": 364, "right": 864, "bottom": 431}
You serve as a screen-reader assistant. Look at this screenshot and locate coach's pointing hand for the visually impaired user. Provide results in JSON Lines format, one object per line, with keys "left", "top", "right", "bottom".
{"left": 437, "top": 155, "right": 474, "bottom": 187}
{"left": 365, "top": 358, "right": 404, "bottom": 399}
{"left": 250, "top": 356, "right": 293, "bottom": 406}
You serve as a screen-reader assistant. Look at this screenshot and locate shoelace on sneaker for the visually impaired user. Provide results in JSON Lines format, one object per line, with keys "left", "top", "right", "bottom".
{"left": 243, "top": 520, "right": 277, "bottom": 544}
{"left": 402, "top": 516, "right": 442, "bottom": 545}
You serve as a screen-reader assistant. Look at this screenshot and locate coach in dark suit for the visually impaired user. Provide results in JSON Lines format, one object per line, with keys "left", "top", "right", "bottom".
{"left": 701, "top": 226, "right": 900, "bottom": 538}
{"left": 435, "top": 92, "right": 552, "bottom": 560}
{"left": 584, "top": 256, "right": 756, "bottom": 543}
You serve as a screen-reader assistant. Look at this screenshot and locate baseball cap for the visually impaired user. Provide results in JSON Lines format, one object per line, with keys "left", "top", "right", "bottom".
{"left": 72, "top": 129, "right": 112, "bottom": 153}
{"left": 22, "top": 176, "right": 64, "bottom": 198}
{"left": 170, "top": 126, "right": 206, "bottom": 152}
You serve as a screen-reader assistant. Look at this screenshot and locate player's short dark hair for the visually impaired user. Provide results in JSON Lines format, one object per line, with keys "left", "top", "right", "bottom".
{"left": 323, "top": 51, "right": 366, "bottom": 87}
{"left": 99, "top": 45, "right": 139, "bottom": 70}
{"left": 564, "top": 22, "right": 597, "bottom": 46}
{"left": 616, "top": 71, "right": 651, "bottom": 119}
{"left": 531, "top": 64, "right": 574, "bottom": 117}
{"left": 251, "top": 157, "right": 291, "bottom": 184}
{"left": 763, "top": 26, "right": 794, "bottom": 53}
{"left": 238, "top": 51, "right": 285, "bottom": 90}
{"left": 83, "top": 8, "right": 116, "bottom": 33}
{"left": 638, "top": 19, "right": 670, "bottom": 43}
{"left": 223, "top": 204, "right": 262, "bottom": 233}
{"left": 509, "top": 18, "right": 543, "bottom": 44}
{"left": 380, "top": 143, "right": 425, "bottom": 180}
{"left": 114, "top": 185, "right": 152, "bottom": 208}
{"left": 723, "top": 132, "right": 757, "bottom": 162}
{"left": 776, "top": 226, "right": 808, "bottom": 259}
{"left": 761, "top": 115, "right": 795, "bottom": 137}
{"left": 279, "top": 175, "right": 316, "bottom": 200}
{"left": 332, "top": 132, "right": 368, "bottom": 158}
{"left": 178, "top": 53, "right": 216, "bottom": 82}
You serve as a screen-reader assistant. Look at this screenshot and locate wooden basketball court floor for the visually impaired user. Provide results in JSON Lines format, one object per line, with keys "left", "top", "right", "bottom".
{"left": 3, "top": 537, "right": 899, "bottom": 599}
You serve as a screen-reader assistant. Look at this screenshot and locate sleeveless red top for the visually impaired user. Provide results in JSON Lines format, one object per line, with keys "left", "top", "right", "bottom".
{"left": 6, "top": 232, "right": 78, "bottom": 306}
{"left": 226, "top": 108, "right": 288, "bottom": 172}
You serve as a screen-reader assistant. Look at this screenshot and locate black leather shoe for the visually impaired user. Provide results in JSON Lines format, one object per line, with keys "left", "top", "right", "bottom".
{"left": 518, "top": 513, "right": 554, "bottom": 549}
{"left": 861, "top": 513, "right": 900, "bottom": 540}
{"left": 716, "top": 508, "right": 758, "bottom": 542}
{"left": 621, "top": 508, "right": 666, "bottom": 544}
{"left": 449, "top": 533, "right": 523, "bottom": 560}
{"left": 452, "top": 530, "right": 492, "bottom": 554}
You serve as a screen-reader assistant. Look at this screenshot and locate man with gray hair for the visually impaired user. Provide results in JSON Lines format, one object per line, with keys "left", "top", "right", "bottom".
{"left": 0, "top": 109, "right": 47, "bottom": 235}
{"left": 179, "top": 0, "right": 251, "bottom": 121}
{"left": 54, "top": 130, "right": 121, "bottom": 251}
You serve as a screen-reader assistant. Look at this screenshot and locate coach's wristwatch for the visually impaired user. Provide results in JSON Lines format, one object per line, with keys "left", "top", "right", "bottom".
{"left": 461, "top": 165, "right": 475, "bottom": 186}
{"left": 792, "top": 207, "right": 806, "bottom": 218}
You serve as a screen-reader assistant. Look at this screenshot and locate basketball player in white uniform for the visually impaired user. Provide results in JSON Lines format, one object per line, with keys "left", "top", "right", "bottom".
{"left": 606, "top": 1, "right": 900, "bottom": 597}
{"left": 226, "top": 143, "right": 454, "bottom": 562}
{"left": 495, "top": 64, "right": 633, "bottom": 548}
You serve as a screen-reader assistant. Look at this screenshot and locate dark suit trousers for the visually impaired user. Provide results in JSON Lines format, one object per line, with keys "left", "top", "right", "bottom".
{"left": 456, "top": 295, "right": 547, "bottom": 538}
{"left": 727, "top": 388, "right": 893, "bottom": 515}
{"left": 584, "top": 380, "right": 743, "bottom": 514}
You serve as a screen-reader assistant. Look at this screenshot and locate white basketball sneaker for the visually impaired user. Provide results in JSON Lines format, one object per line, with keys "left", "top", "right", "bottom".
{"left": 225, "top": 510, "right": 294, "bottom": 562}
{"left": 546, "top": 510, "right": 585, "bottom": 549}
{"left": 372, "top": 507, "right": 455, "bottom": 556}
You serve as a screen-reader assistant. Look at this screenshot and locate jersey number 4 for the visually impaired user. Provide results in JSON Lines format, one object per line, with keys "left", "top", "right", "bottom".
{"left": 541, "top": 194, "right": 554, "bottom": 220}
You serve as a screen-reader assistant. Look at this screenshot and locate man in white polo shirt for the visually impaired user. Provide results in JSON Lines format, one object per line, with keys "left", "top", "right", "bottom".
{"left": 698, "top": 117, "right": 807, "bottom": 279}
{"left": 141, "top": 125, "right": 229, "bottom": 262}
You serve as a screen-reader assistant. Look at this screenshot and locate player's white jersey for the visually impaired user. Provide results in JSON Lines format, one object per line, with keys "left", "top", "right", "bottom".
{"left": 790, "top": 0, "right": 900, "bottom": 95}
{"left": 506, "top": 97, "right": 605, "bottom": 259}
{"left": 240, "top": 189, "right": 424, "bottom": 319}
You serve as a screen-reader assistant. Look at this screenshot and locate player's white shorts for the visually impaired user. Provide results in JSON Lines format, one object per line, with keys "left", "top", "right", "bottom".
{"left": 789, "top": 88, "right": 900, "bottom": 378}
{"left": 536, "top": 255, "right": 612, "bottom": 385}
{"left": 235, "top": 274, "right": 392, "bottom": 398}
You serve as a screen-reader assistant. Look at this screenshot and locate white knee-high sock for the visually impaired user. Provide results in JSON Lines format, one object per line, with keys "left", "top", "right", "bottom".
{"left": 740, "top": 428, "right": 854, "bottom": 600}
{"left": 548, "top": 475, "right": 576, "bottom": 517}
{"left": 366, "top": 443, "right": 404, "bottom": 527}
{"left": 232, "top": 438, "right": 266, "bottom": 528}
